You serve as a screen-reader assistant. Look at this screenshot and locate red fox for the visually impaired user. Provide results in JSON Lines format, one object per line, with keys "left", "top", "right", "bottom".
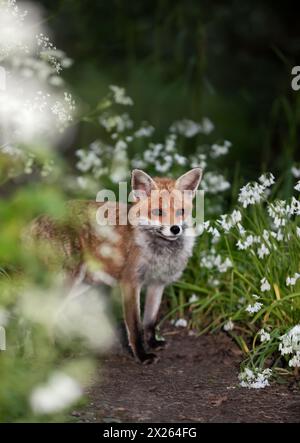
{"left": 29, "top": 168, "right": 202, "bottom": 364}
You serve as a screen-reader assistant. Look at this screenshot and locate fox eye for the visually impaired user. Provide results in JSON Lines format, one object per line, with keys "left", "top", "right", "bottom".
{"left": 176, "top": 208, "right": 185, "bottom": 217}
{"left": 152, "top": 208, "right": 165, "bottom": 217}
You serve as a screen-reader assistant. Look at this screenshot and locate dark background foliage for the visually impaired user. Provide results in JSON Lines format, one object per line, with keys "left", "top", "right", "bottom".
{"left": 37, "top": 0, "right": 300, "bottom": 185}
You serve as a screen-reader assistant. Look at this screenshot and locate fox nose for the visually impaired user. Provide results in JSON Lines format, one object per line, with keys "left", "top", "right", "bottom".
{"left": 170, "top": 225, "right": 181, "bottom": 235}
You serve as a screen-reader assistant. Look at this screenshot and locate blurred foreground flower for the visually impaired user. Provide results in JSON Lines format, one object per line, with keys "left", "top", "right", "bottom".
{"left": 0, "top": 0, "right": 75, "bottom": 148}
{"left": 30, "top": 372, "right": 82, "bottom": 415}
{"left": 19, "top": 282, "right": 115, "bottom": 351}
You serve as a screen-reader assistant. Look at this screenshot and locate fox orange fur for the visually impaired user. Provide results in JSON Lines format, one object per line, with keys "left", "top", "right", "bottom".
{"left": 28, "top": 168, "right": 202, "bottom": 363}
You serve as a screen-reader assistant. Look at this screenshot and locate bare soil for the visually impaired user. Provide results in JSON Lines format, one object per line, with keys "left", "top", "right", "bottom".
{"left": 75, "top": 327, "right": 300, "bottom": 423}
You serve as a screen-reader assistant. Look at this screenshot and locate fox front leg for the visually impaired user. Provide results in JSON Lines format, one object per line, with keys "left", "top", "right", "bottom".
{"left": 143, "top": 284, "right": 166, "bottom": 350}
{"left": 121, "top": 282, "right": 157, "bottom": 364}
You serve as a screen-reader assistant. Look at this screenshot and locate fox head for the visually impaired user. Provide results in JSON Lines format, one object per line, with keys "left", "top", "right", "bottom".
{"left": 130, "top": 168, "right": 202, "bottom": 241}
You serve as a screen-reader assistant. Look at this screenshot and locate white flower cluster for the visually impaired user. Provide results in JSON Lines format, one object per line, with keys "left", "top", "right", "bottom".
{"left": 239, "top": 367, "right": 272, "bottom": 389}
{"left": 134, "top": 122, "right": 155, "bottom": 138}
{"left": 76, "top": 138, "right": 130, "bottom": 188}
{"left": 291, "top": 165, "right": 300, "bottom": 178}
{"left": 99, "top": 112, "right": 133, "bottom": 133}
{"left": 109, "top": 85, "right": 133, "bottom": 106}
{"left": 170, "top": 117, "right": 214, "bottom": 137}
{"left": 259, "top": 172, "right": 275, "bottom": 187}
{"left": 257, "top": 243, "right": 270, "bottom": 259}
{"left": 210, "top": 140, "right": 232, "bottom": 159}
{"left": 200, "top": 248, "right": 233, "bottom": 273}
{"left": 20, "top": 283, "right": 114, "bottom": 351}
{"left": 236, "top": 234, "right": 258, "bottom": 251}
{"left": 0, "top": 0, "right": 29, "bottom": 60}
{"left": 189, "top": 294, "right": 199, "bottom": 304}
{"left": 295, "top": 181, "right": 300, "bottom": 192}
{"left": 0, "top": 0, "right": 75, "bottom": 147}
{"left": 223, "top": 319, "right": 234, "bottom": 331}
{"left": 238, "top": 173, "right": 275, "bottom": 208}
{"left": 245, "top": 295, "right": 263, "bottom": 314}
{"left": 51, "top": 92, "right": 75, "bottom": 128}
{"left": 217, "top": 210, "right": 242, "bottom": 232}
{"left": 37, "top": 34, "right": 72, "bottom": 74}
{"left": 279, "top": 325, "right": 300, "bottom": 367}
{"left": 259, "top": 328, "right": 271, "bottom": 343}
{"left": 189, "top": 152, "right": 207, "bottom": 170}
{"left": 201, "top": 172, "right": 231, "bottom": 194}
{"left": 286, "top": 273, "right": 300, "bottom": 287}
{"left": 172, "top": 318, "right": 188, "bottom": 328}
{"left": 269, "top": 199, "right": 300, "bottom": 236}
{"left": 30, "top": 372, "right": 82, "bottom": 414}
{"left": 132, "top": 134, "right": 188, "bottom": 173}
{"left": 238, "top": 183, "right": 265, "bottom": 208}
{"left": 260, "top": 277, "right": 271, "bottom": 292}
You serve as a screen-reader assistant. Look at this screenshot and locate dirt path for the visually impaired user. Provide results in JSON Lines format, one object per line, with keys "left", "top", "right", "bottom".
{"left": 75, "top": 328, "right": 300, "bottom": 423}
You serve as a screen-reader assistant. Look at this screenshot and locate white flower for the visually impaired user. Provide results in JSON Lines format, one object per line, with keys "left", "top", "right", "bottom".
{"left": 246, "top": 300, "right": 263, "bottom": 314}
{"left": 239, "top": 368, "right": 272, "bottom": 389}
{"left": 279, "top": 325, "right": 300, "bottom": 361}
{"left": 236, "top": 234, "right": 255, "bottom": 251}
{"left": 218, "top": 257, "right": 233, "bottom": 273}
{"left": 291, "top": 166, "right": 300, "bottom": 178}
{"left": 295, "top": 181, "right": 300, "bottom": 192}
{"left": 271, "top": 229, "right": 284, "bottom": 242}
{"left": 190, "top": 152, "right": 207, "bottom": 170}
{"left": 207, "top": 227, "right": 221, "bottom": 239}
{"left": 217, "top": 210, "right": 242, "bottom": 233}
{"left": 173, "top": 318, "right": 188, "bottom": 328}
{"left": 238, "top": 181, "right": 266, "bottom": 208}
{"left": 223, "top": 319, "right": 234, "bottom": 331}
{"left": 174, "top": 153, "right": 187, "bottom": 166}
{"left": 208, "top": 277, "right": 220, "bottom": 288}
{"left": 288, "top": 352, "right": 300, "bottom": 367}
{"left": 231, "top": 210, "right": 242, "bottom": 224}
{"left": 20, "top": 284, "right": 114, "bottom": 351}
{"left": 134, "top": 122, "right": 154, "bottom": 138}
{"left": 210, "top": 140, "right": 231, "bottom": 159}
{"left": 201, "top": 172, "right": 230, "bottom": 194}
{"left": 170, "top": 119, "right": 201, "bottom": 137}
{"left": 165, "top": 134, "right": 176, "bottom": 152}
{"left": 259, "top": 173, "right": 275, "bottom": 188}
{"left": 259, "top": 329, "right": 271, "bottom": 343}
{"left": 200, "top": 250, "right": 232, "bottom": 273}
{"left": 290, "top": 197, "right": 300, "bottom": 216}
{"left": 99, "top": 112, "right": 133, "bottom": 132}
{"left": 170, "top": 117, "right": 214, "bottom": 138}
{"left": 189, "top": 294, "right": 199, "bottom": 304}
{"left": 297, "top": 227, "right": 300, "bottom": 238}
{"left": 286, "top": 273, "right": 300, "bottom": 287}
{"left": 109, "top": 85, "right": 133, "bottom": 106}
{"left": 201, "top": 117, "right": 215, "bottom": 135}
{"left": 260, "top": 277, "right": 271, "bottom": 292}
{"left": 30, "top": 372, "right": 82, "bottom": 414}
{"left": 257, "top": 244, "right": 270, "bottom": 259}
{"left": 76, "top": 149, "right": 101, "bottom": 172}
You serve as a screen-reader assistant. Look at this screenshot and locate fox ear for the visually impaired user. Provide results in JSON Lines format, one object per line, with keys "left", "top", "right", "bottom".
{"left": 175, "top": 168, "right": 203, "bottom": 195}
{"left": 131, "top": 169, "right": 158, "bottom": 199}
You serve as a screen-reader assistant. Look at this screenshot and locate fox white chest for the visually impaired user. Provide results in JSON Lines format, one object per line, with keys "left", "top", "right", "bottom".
{"left": 136, "top": 232, "right": 195, "bottom": 286}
